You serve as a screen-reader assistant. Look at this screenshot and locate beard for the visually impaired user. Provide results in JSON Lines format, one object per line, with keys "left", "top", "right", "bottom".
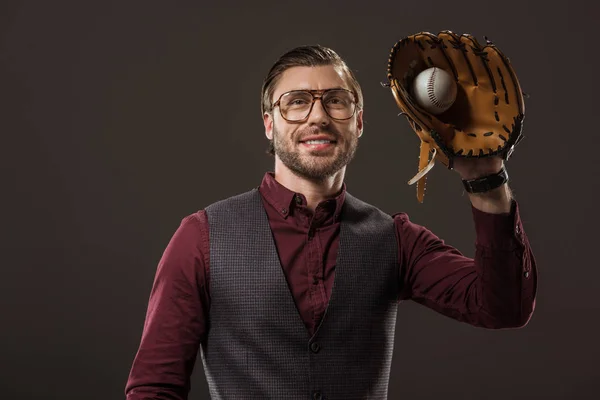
{"left": 272, "top": 122, "right": 359, "bottom": 181}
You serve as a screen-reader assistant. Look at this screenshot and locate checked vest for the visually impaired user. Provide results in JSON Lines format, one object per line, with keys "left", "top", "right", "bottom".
{"left": 201, "top": 189, "right": 399, "bottom": 399}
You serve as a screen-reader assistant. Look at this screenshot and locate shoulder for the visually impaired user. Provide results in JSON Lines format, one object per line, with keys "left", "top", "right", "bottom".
{"left": 157, "top": 210, "right": 209, "bottom": 265}
{"left": 343, "top": 192, "right": 393, "bottom": 222}
{"left": 172, "top": 210, "right": 209, "bottom": 244}
{"left": 341, "top": 193, "right": 425, "bottom": 234}
{"left": 204, "top": 188, "right": 260, "bottom": 213}
{"left": 182, "top": 209, "right": 208, "bottom": 229}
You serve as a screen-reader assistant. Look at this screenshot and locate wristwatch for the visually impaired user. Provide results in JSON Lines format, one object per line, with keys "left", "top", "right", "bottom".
{"left": 462, "top": 167, "right": 509, "bottom": 193}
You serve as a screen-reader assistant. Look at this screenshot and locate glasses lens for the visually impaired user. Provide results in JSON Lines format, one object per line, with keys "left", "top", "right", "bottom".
{"left": 280, "top": 91, "right": 313, "bottom": 121}
{"left": 322, "top": 90, "right": 355, "bottom": 120}
{"left": 279, "top": 90, "right": 356, "bottom": 121}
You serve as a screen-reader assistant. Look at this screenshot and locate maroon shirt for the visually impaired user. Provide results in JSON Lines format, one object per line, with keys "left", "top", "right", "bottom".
{"left": 125, "top": 172, "right": 537, "bottom": 400}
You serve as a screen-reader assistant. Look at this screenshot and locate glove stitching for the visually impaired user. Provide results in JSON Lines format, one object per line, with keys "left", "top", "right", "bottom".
{"left": 386, "top": 32, "right": 525, "bottom": 161}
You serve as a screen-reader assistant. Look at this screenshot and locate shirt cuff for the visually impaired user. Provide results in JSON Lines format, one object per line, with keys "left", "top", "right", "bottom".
{"left": 472, "top": 199, "right": 525, "bottom": 250}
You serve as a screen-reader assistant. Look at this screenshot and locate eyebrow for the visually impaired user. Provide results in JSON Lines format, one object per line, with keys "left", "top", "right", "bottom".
{"left": 272, "top": 87, "right": 350, "bottom": 104}
{"left": 288, "top": 86, "right": 346, "bottom": 91}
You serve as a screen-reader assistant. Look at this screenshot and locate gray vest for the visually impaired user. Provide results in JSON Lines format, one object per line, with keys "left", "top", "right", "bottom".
{"left": 201, "top": 189, "right": 399, "bottom": 399}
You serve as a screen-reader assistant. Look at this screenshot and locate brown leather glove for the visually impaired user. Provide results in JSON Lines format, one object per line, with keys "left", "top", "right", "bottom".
{"left": 386, "top": 30, "right": 525, "bottom": 202}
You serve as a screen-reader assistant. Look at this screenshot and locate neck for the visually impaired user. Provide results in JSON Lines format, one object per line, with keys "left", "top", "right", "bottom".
{"left": 273, "top": 158, "right": 345, "bottom": 211}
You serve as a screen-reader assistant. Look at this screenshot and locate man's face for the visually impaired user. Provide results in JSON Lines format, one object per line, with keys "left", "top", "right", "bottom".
{"left": 264, "top": 65, "right": 363, "bottom": 181}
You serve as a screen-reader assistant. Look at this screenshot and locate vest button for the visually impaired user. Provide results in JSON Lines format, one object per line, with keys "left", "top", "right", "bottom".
{"left": 312, "top": 390, "right": 323, "bottom": 400}
{"left": 310, "top": 342, "right": 321, "bottom": 353}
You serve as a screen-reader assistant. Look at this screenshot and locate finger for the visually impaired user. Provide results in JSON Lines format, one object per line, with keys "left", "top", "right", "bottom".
{"left": 486, "top": 43, "right": 525, "bottom": 114}
{"left": 460, "top": 33, "right": 495, "bottom": 91}
{"left": 437, "top": 30, "right": 472, "bottom": 84}
{"left": 411, "top": 32, "right": 457, "bottom": 79}
{"left": 483, "top": 42, "right": 525, "bottom": 154}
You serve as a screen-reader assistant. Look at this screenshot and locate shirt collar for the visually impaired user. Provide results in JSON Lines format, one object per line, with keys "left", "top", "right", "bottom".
{"left": 258, "top": 172, "right": 346, "bottom": 221}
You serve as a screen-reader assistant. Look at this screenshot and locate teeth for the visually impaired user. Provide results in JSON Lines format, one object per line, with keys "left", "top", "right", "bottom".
{"left": 305, "top": 140, "right": 332, "bottom": 144}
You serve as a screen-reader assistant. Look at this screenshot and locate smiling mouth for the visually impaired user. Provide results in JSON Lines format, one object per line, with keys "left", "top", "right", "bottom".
{"left": 298, "top": 140, "right": 337, "bottom": 152}
{"left": 300, "top": 139, "right": 337, "bottom": 145}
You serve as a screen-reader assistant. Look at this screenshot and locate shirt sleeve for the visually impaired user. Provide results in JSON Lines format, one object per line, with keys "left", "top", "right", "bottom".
{"left": 395, "top": 200, "right": 537, "bottom": 329}
{"left": 125, "top": 211, "right": 210, "bottom": 400}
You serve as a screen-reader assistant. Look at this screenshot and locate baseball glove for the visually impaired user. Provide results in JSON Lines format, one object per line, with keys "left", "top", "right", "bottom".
{"left": 386, "top": 30, "right": 525, "bottom": 202}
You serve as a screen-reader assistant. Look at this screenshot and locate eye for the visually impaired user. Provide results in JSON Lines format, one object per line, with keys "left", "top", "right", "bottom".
{"left": 324, "top": 90, "right": 353, "bottom": 107}
{"left": 281, "top": 92, "right": 312, "bottom": 108}
{"left": 289, "top": 98, "right": 309, "bottom": 105}
{"left": 325, "top": 96, "right": 351, "bottom": 108}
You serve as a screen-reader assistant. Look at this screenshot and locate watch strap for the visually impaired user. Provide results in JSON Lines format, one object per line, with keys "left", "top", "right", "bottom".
{"left": 462, "top": 167, "right": 509, "bottom": 193}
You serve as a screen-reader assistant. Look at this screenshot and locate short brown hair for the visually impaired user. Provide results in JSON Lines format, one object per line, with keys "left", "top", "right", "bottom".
{"left": 261, "top": 45, "right": 364, "bottom": 115}
{"left": 261, "top": 45, "right": 363, "bottom": 155}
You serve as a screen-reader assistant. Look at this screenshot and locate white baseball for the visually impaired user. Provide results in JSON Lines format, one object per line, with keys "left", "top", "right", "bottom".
{"left": 411, "top": 67, "right": 457, "bottom": 114}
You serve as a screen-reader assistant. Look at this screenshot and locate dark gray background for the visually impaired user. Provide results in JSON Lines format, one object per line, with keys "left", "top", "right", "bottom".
{"left": 2, "top": 0, "right": 598, "bottom": 399}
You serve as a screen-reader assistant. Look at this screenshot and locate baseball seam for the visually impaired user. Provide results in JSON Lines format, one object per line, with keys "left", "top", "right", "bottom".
{"left": 427, "top": 68, "right": 452, "bottom": 110}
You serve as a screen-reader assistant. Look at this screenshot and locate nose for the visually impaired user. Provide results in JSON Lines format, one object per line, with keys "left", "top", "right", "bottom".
{"left": 307, "top": 98, "right": 330, "bottom": 126}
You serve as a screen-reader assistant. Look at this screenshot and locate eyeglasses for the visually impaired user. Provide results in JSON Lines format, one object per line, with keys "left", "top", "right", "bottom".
{"left": 272, "top": 88, "right": 357, "bottom": 122}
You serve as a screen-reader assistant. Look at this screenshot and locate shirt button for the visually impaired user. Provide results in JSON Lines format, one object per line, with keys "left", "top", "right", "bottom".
{"left": 312, "top": 390, "right": 323, "bottom": 400}
{"left": 295, "top": 195, "right": 302, "bottom": 205}
{"left": 515, "top": 224, "right": 521, "bottom": 235}
{"left": 524, "top": 270, "right": 530, "bottom": 278}
{"left": 281, "top": 208, "right": 288, "bottom": 215}
{"left": 310, "top": 342, "right": 321, "bottom": 353}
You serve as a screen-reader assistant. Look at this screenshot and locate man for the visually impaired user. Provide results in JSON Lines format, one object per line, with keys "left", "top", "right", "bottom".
{"left": 125, "top": 45, "right": 537, "bottom": 400}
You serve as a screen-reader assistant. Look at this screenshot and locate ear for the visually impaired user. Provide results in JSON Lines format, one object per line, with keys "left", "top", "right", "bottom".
{"left": 356, "top": 109, "right": 364, "bottom": 138}
{"left": 263, "top": 112, "right": 274, "bottom": 140}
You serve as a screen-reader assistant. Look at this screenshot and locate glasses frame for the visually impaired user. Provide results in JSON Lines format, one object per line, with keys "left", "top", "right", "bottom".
{"left": 272, "top": 88, "right": 357, "bottom": 122}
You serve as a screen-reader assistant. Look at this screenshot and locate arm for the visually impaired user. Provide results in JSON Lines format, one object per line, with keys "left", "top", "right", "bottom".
{"left": 395, "top": 196, "right": 537, "bottom": 329}
{"left": 125, "top": 211, "right": 210, "bottom": 400}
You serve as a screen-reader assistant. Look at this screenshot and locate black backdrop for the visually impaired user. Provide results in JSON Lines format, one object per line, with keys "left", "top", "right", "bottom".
{"left": 2, "top": 0, "right": 599, "bottom": 399}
